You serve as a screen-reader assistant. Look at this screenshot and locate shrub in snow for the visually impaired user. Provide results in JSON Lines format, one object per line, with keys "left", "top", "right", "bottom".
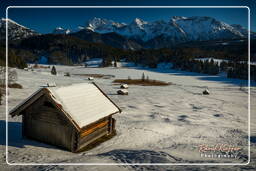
{"left": 9, "top": 83, "right": 23, "bottom": 89}
{"left": 0, "top": 68, "right": 18, "bottom": 86}
{"left": 64, "top": 72, "right": 71, "bottom": 77}
{"left": 203, "top": 89, "right": 210, "bottom": 95}
{"left": 117, "top": 89, "right": 128, "bottom": 95}
{"left": 33, "top": 63, "right": 39, "bottom": 68}
{"left": 120, "top": 84, "right": 128, "bottom": 89}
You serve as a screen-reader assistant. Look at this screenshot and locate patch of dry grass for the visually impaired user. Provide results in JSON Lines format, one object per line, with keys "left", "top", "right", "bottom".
{"left": 113, "top": 79, "right": 171, "bottom": 86}
{"left": 33, "top": 64, "right": 50, "bottom": 69}
{"left": 0, "top": 83, "right": 23, "bottom": 89}
{"left": 73, "top": 74, "right": 115, "bottom": 79}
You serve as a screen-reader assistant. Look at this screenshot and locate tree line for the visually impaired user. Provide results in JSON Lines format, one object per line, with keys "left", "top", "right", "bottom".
{"left": 0, "top": 34, "right": 255, "bottom": 81}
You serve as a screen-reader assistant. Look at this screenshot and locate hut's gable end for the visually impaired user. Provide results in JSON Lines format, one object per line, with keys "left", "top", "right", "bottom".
{"left": 24, "top": 95, "right": 72, "bottom": 126}
{"left": 10, "top": 89, "right": 45, "bottom": 117}
{"left": 23, "top": 94, "right": 77, "bottom": 151}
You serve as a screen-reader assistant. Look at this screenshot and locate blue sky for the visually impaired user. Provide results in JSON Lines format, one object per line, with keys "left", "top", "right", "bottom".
{"left": 1, "top": 0, "right": 255, "bottom": 33}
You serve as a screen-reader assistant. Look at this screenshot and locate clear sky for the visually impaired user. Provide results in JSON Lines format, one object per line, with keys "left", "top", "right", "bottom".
{"left": 1, "top": 0, "right": 255, "bottom": 34}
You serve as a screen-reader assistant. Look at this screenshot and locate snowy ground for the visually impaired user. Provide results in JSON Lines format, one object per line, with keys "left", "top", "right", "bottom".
{"left": 0, "top": 65, "right": 256, "bottom": 171}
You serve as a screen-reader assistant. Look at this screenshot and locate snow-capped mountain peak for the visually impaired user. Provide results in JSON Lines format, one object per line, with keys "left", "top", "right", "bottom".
{"left": 169, "top": 16, "right": 245, "bottom": 40}
{"left": 77, "top": 26, "right": 85, "bottom": 30}
{"left": 0, "top": 18, "right": 38, "bottom": 40}
{"left": 53, "top": 27, "right": 71, "bottom": 34}
{"left": 82, "top": 16, "right": 250, "bottom": 42}
{"left": 1, "top": 18, "right": 29, "bottom": 29}
{"left": 132, "top": 18, "right": 148, "bottom": 26}
{"left": 86, "top": 17, "right": 125, "bottom": 33}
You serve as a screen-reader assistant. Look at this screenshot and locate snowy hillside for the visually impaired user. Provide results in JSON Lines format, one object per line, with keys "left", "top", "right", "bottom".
{"left": 85, "top": 58, "right": 103, "bottom": 67}
{"left": 0, "top": 18, "right": 38, "bottom": 40}
{"left": 1, "top": 65, "right": 255, "bottom": 171}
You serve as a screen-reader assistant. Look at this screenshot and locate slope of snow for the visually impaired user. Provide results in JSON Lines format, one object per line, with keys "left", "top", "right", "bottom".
{"left": 85, "top": 58, "right": 103, "bottom": 67}
{"left": 1, "top": 65, "right": 255, "bottom": 170}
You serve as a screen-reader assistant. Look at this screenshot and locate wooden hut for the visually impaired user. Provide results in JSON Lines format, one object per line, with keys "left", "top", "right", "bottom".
{"left": 9, "top": 83, "right": 121, "bottom": 152}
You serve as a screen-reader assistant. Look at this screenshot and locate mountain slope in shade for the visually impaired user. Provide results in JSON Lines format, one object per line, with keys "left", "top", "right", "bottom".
{"left": 71, "top": 29, "right": 143, "bottom": 50}
{"left": 0, "top": 18, "right": 39, "bottom": 41}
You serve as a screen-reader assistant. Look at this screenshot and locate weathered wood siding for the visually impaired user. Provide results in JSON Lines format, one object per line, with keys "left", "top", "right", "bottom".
{"left": 76, "top": 116, "right": 114, "bottom": 151}
{"left": 20, "top": 94, "right": 117, "bottom": 152}
{"left": 23, "top": 95, "right": 75, "bottom": 151}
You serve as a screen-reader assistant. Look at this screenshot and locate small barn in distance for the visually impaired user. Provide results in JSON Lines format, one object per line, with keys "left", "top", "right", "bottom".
{"left": 10, "top": 83, "right": 121, "bottom": 152}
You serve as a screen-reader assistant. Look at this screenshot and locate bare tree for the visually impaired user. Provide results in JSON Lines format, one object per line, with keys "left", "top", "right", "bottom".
{"left": 0, "top": 67, "right": 18, "bottom": 105}
{"left": 0, "top": 67, "right": 17, "bottom": 86}
{"left": 8, "top": 69, "right": 17, "bottom": 84}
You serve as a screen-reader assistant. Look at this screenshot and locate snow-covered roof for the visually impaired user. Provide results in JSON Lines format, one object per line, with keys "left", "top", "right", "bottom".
{"left": 10, "top": 83, "right": 121, "bottom": 129}
{"left": 47, "top": 83, "right": 120, "bottom": 128}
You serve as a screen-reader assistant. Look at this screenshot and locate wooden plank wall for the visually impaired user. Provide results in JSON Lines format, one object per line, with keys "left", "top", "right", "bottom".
{"left": 21, "top": 94, "right": 118, "bottom": 152}
{"left": 23, "top": 95, "right": 75, "bottom": 151}
{"left": 77, "top": 117, "right": 112, "bottom": 151}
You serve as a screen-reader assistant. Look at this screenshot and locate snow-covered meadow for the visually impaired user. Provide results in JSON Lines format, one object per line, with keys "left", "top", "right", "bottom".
{"left": 0, "top": 64, "right": 256, "bottom": 171}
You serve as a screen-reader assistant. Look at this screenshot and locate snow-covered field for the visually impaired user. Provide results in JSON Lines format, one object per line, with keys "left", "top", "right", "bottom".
{"left": 1, "top": 65, "right": 256, "bottom": 171}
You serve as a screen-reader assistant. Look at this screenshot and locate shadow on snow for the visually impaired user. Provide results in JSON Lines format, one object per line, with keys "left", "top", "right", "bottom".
{"left": 129, "top": 66, "right": 255, "bottom": 87}
{"left": 0, "top": 120, "right": 58, "bottom": 150}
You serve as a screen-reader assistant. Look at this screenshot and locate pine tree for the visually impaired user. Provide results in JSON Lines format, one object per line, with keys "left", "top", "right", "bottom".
{"left": 51, "top": 66, "right": 57, "bottom": 75}
{"left": 141, "top": 72, "right": 145, "bottom": 81}
{"left": 0, "top": 90, "right": 2, "bottom": 105}
{"left": 113, "top": 56, "right": 117, "bottom": 67}
{"left": 101, "top": 57, "right": 112, "bottom": 67}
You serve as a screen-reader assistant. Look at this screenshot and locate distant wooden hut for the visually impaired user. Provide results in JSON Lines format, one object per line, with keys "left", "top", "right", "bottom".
{"left": 117, "top": 89, "right": 128, "bottom": 95}
{"left": 120, "top": 84, "right": 129, "bottom": 89}
{"left": 10, "top": 83, "right": 121, "bottom": 152}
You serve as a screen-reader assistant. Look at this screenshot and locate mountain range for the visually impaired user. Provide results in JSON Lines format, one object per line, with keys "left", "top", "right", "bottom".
{"left": 0, "top": 16, "right": 253, "bottom": 50}
{"left": 59, "top": 16, "right": 252, "bottom": 49}
{"left": 0, "top": 16, "right": 254, "bottom": 70}
{"left": 85, "top": 16, "right": 247, "bottom": 41}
